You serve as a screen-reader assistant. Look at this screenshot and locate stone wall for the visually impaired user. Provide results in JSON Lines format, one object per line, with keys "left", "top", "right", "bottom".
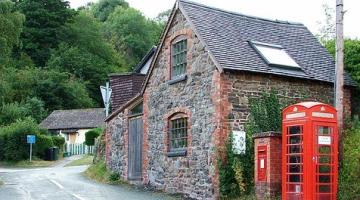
{"left": 143, "top": 9, "right": 219, "bottom": 200}
{"left": 106, "top": 112, "right": 128, "bottom": 179}
{"left": 222, "top": 71, "right": 352, "bottom": 132}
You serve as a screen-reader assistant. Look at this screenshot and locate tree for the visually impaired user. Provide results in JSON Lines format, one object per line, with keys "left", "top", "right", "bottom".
{"left": 154, "top": 9, "right": 171, "bottom": 26}
{"left": 48, "top": 12, "right": 124, "bottom": 105}
{"left": 317, "top": 4, "right": 336, "bottom": 43}
{"left": 104, "top": 7, "right": 162, "bottom": 68}
{"left": 324, "top": 39, "right": 360, "bottom": 115}
{"left": 0, "top": 0, "right": 24, "bottom": 63}
{"left": 16, "top": 0, "right": 76, "bottom": 67}
{"left": 91, "top": 0, "right": 128, "bottom": 22}
{"left": 0, "top": 67, "right": 94, "bottom": 112}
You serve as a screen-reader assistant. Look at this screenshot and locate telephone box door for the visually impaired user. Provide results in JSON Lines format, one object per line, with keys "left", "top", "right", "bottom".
{"left": 312, "top": 122, "right": 337, "bottom": 200}
{"left": 283, "top": 125, "right": 305, "bottom": 200}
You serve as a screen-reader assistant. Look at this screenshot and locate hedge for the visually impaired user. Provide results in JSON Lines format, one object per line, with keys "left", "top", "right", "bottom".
{"left": 85, "top": 127, "right": 103, "bottom": 146}
{"left": 338, "top": 124, "right": 360, "bottom": 199}
{"left": 0, "top": 118, "right": 59, "bottom": 161}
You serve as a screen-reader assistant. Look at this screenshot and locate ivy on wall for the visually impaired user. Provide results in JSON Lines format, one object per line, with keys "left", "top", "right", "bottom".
{"left": 218, "top": 91, "right": 286, "bottom": 199}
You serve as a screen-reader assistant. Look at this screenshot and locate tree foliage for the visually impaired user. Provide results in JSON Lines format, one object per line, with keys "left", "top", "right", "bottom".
{"left": 91, "top": 0, "right": 128, "bottom": 22}
{"left": 324, "top": 39, "right": 360, "bottom": 115}
{"left": 0, "top": 0, "right": 24, "bottom": 62}
{"left": 47, "top": 12, "right": 123, "bottom": 104}
{"left": 0, "top": 0, "right": 166, "bottom": 128}
{"left": 104, "top": 6, "right": 162, "bottom": 67}
{"left": 16, "top": 0, "right": 76, "bottom": 67}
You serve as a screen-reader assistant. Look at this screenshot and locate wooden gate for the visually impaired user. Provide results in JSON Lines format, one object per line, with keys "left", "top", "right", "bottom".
{"left": 128, "top": 116, "right": 143, "bottom": 180}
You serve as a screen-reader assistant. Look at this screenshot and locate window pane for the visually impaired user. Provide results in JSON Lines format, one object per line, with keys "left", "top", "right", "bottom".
{"left": 170, "top": 117, "right": 188, "bottom": 150}
{"left": 172, "top": 39, "right": 187, "bottom": 78}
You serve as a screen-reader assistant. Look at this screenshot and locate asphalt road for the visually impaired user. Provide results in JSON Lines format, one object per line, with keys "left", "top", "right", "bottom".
{"left": 0, "top": 159, "right": 177, "bottom": 200}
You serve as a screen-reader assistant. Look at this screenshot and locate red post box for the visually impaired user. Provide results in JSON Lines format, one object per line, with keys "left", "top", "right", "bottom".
{"left": 257, "top": 145, "right": 267, "bottom": 182}
{"left": 282, "top": 102, "right": 338, "bottom": 200}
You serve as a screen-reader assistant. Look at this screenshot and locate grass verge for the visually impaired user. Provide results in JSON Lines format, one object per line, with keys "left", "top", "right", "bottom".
{"left": 0, "top": 159, "right": 57, "bottom": 168}
{"left": 65, "top": 155, "right": 94, "bottom": 167}
{"left": 84, "top": 161, "right": 125, "bottom": 185}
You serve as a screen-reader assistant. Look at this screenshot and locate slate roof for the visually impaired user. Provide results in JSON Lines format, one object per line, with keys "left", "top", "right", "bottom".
{"left": 179, "top": 0, "right": 356, "bottom": 86}
{"left": 40, "top": 108, "right": 105, "bottom": 130}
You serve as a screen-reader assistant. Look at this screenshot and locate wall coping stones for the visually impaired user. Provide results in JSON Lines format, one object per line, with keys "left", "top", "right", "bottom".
{"left": 252, "top": 131, "right": 282, "bottom": 139}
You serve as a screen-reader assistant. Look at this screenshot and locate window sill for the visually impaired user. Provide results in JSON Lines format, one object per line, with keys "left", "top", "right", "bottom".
{"left": 168, "top": 75, "right": 187, "bottom": 85}
{"left": 167, "top": 149, "right": 187, "bottom": 157}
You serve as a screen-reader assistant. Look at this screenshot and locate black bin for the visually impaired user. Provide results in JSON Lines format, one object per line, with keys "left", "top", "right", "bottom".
{"left": 45, "top": 147, "right": 59, "bottom": 161}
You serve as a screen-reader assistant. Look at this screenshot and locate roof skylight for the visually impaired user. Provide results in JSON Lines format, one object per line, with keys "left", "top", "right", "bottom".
{"left": 250, "top": 41, "right": 300, "bottom": 69}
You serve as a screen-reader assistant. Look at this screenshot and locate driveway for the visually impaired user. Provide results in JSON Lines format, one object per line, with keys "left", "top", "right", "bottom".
{"left": 0, "top": 158, "right": 178, "bottom": 200}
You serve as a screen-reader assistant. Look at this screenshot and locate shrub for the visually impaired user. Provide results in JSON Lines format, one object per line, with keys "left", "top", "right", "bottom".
{"left": 338, "top": 127, "right": 360, "bottom": 199}
{"left": 52, "top": 135, "right": 65, "bottom": 150}
{"left": 0, "top": 118, "right": 55, "bottom": 161}
{"left": 34, "top": 134, "right": 54, "bottom": 159}
{"left": 85, "top": 127, "right": 103, "bottom": 146}
{"left": 0, "top": 118, "right": 39, "bottom": 161}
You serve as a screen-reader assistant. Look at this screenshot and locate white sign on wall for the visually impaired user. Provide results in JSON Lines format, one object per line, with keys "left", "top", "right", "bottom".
{"left": 233, "top": 131, "right": 246, "bottom": 154}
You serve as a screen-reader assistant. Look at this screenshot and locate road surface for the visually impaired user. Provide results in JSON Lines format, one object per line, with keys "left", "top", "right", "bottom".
{"left": 0, "top": 158, "right": 178, "bottom": 200}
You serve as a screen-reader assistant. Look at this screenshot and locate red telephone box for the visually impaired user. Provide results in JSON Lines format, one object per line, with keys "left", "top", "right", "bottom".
{"left": 282, "top": 102, "right": 338, "bottom": 200}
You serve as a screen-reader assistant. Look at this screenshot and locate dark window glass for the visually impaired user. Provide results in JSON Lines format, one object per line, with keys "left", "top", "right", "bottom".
{"left": 170, "top": 117, "right": 187, "bottom": 150}
{"left": 171, "top": 40, "right": 187, "bottom": 78}
{"left": 130, "top": 103, "right": 143, "bottom": 116}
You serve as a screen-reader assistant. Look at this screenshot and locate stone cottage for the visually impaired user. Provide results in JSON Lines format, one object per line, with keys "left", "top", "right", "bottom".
{"left": 104, "top": 0, "right": 355, "bottom": 199}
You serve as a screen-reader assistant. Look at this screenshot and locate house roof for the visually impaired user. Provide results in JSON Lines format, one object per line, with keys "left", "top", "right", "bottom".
{"left": 179, "top": 0, "right": 356, "bottom": 86}
{"left": 108, "top": 73, "right": 145, "bottom": 111}
{"left": 133, "top": 46, "right": 157, "bottom": 74}
{"left": 105, "top": 0, "right": 356, "bottom": 122}
{"left": 40, "top": 108, "right": 105, "bottom": 130}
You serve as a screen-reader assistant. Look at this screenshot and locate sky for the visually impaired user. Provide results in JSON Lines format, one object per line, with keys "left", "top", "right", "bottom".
{"left": 69, "top": 0, "right": 360, "bottom": 39}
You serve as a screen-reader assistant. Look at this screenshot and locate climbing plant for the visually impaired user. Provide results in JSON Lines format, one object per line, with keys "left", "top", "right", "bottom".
{"left": 218, "top": 90, "right": 286, "bottom": 199}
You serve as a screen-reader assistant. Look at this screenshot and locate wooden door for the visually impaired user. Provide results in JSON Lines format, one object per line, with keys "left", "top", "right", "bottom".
{"left": 128, "top": 116, "right": 143, "bottom": 180}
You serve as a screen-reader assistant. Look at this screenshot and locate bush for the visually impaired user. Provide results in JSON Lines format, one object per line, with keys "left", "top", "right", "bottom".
{"left": 0, "top": 118, "right": 39, "bottom": 161}
{"left": 338, "top": 127, "right": 360, "bottom": 199}
{"left": 34, "top": 134, "right": 54, "bottom": 159}
{"left": 0, "top": 118, "right": 56, "bottom": 161}
{"left": 52, "top": 135, "right": 65, "bottom": 150}
{"left": 85, "top": 127, "right": 103, "bottom": 146}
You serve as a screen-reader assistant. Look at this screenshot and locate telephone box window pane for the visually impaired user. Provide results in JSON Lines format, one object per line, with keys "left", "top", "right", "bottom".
{"left": 289, "top": 164, "right": 301, "bottom": 173}
{"left": 289, "top": 155, "right": 302, "bottom": 164}
{"left": 289, "top": 135, "right": 301, "bottom": 144}
{"left": 318, "top": 185, "right": 331, "bottom": 193}
{"left": 289, "top": 175, "right": 302, "bottom": 182}
{"left": 289, "top": 126, "right": 301, "bottom": 135}
{"left": 318, "top": 126, "right": 331, "bottom": 135}
{"left": 319, "top": 146, "right": 331, "bottom": 154}
{"left": 319, "top": 156, "right": 331, "bottom": 164}
{"left": 318, "top": 165, "right": 331, "bottom": 173}
{"left": 289, "top": 145, "right": 302, "bottom": 153}
{"left": 319, "top": 175, "right": 331, "bottom": 183}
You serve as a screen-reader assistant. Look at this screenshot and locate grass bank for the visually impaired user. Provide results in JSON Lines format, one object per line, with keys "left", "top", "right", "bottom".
{"left": 65, "top": 155, "right": 93, "bottom": 167}
{"left": 84, "top": 161, "right": 125, "bottom": 185}
{"left": 0, "top": 159, "right": 57, "bottom": 168}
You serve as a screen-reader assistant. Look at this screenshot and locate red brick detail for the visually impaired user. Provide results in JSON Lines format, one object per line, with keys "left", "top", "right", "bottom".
{"left": 210, "top": 70, "right": 233, "bottom": 198}
{"left": 254, "top": 136, "right": 282, "bottom": 199}
{"left": 163, "top": 107, "right": 193, "bottom": 156}
{"left": 142, "top": 91, "right": 150, "bottom": 184}
{"left": 164, "top": 28, "right": 193, "bottom": 81}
